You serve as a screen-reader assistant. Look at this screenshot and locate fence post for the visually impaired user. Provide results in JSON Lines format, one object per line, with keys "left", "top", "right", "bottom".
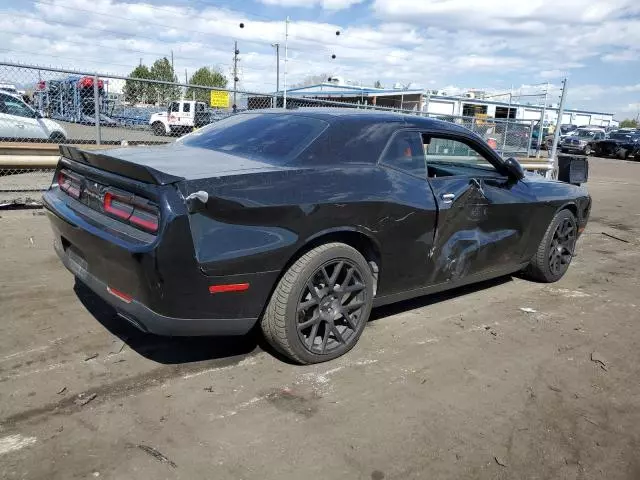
{"left": 527, "top": 120, "right": 535, "bottom": 157}
{"left": 93, "top": 74, "right": 101, "bottom": 146}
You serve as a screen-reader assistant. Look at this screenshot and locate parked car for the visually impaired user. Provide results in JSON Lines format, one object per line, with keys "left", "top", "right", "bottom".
{"left": 593, "top": 131, "right": 640, "bottom": 159}
{"left": 43, "top": 110, "right": 591, "bottom": 364}
{"left": 0, "top": 91, "right": 67, "bottom": 141}
{"left": 560, "top": 128, "right": 605, "bottom": 155}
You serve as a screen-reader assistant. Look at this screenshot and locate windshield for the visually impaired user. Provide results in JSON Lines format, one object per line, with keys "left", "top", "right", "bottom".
{"left": 181, "top": 113, "right": 329, "bottom": 164}
{"left": 575, "top": 130, "right": 596, "bottom": 138}
{"left": 610, "top": 133, "right": 638, "bottom": 141}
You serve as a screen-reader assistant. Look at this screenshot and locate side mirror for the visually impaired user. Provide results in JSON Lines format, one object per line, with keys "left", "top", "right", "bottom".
{"left": 504, "top": 157, "right": 525, "bottom": 180}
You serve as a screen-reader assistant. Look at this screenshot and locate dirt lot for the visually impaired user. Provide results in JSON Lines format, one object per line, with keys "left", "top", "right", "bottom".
{"left": 0, "top": 157, "right": 639, "bottom": 480}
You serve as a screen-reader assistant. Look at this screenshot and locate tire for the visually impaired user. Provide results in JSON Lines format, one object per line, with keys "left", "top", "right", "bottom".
{"left": 524, "top": 209, "right": 577, "bottom": 283}
{"left": 584, "top": 145, "right": 592, "bottom": 155}
{"left": 49, "top": 132, "right": 66, "bottom": 143}
{"left": 261, "top": 243, "right": 374, "bottom": 364}
{"left": 617, "top": 149, "right": 628, "bottom": 160}
{"left": 594, "top": 145, "right": 602, "bottom": 157}
{"left": 152, "top": 122, "right": 166, "bottom": 136}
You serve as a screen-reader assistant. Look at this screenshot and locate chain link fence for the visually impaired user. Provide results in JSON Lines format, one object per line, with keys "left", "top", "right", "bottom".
{"left": 0, "top": 61, "right": 537, "bottom": 203}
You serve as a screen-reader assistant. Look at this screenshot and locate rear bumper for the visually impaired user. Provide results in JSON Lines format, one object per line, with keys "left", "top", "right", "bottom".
{"left": 54, "top": 236, "right": 257, "bottom": 336}
{"left": 43, "top": 185, "right": 277, "bottom": 336}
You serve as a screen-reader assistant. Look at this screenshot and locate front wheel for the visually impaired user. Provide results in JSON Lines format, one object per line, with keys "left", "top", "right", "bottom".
{"left": 261, "top": 243, "right": 374, "bottom": 364}
{"left": 617, "top": 148, "right": 628, "bottom": 160}
{"left": 584, "top": 145, "right": 592, "bottom": 155}
{"left": 524, "top": 209, "right": 577, "bottom": 283}
{"left": 152, "top": 122, "right": 166, "bottom": 136}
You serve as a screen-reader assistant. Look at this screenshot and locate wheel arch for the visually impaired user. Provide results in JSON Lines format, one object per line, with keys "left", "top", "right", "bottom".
{"left": 556, "top": 201, "right": 578, "bottom": 218}
{"left": 264, "top": 227, "right": 382, "bottom": 312}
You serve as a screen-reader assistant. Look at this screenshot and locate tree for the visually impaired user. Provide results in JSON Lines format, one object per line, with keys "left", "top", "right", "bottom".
{"left": 186, "top": 67, "right": 228, "bottom": 104}
{"left": 292, "top": 73, "right": 332, "bottom": 88}
{"left": 619, "top": 118, "right": 638, "bottom": 128}
{"left": 150, "top": 57, "right": 180, "bottom": 105}
{"left": 123, "top": 64, "right": 153, "bottom": 104}
{"left": 374, "top": 80, "right": 383, "bottom": 89}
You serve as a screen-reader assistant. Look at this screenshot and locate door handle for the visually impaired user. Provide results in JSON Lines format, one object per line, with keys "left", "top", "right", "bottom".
{"left": 441, "top": 193, "right": 455, "bottom": 203}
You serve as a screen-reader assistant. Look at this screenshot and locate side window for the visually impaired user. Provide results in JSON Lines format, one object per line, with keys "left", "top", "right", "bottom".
{"left": 183, "top": 102, "right": 191, "bottom": 113}
{"left": 1, "top": 97, "right": 33, "bottom": 118}
{"left": 424, "top": 137, "right": 496, "bottom": 171}
{"left": 169, "top": 102, "right": 179, "bottom": 113}
{"left": 380, "top": 131, "right": 426, "bottom": 178}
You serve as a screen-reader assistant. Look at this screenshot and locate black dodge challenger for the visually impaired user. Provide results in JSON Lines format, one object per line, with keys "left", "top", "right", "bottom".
{"left": 43, "top": 110, "right": 591, "bottom": 364}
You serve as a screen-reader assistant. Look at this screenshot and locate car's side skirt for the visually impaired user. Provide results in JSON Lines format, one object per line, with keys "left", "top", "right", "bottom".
{"left": 372, "top": 262, "right": 529, "bottom": 308}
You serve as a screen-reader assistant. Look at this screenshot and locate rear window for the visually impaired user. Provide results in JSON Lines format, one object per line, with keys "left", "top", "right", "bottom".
{"left": 181, "top": 113, "right": 328, "bottom": 164}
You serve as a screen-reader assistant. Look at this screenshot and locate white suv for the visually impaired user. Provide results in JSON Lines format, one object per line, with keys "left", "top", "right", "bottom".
{"left": 0, "top": 92, "right": 67, "bottom": 141}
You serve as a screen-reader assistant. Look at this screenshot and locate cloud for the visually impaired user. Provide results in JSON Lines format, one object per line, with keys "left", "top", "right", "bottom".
{"left": 602, "top": 49, "right": 638, "bottom": 62}
{"left": 539, "top": 70, "right": 566, "bottom": 80}
{"left": 259, "top": 0, "right": 365, "bottom": 10}
{"left": 0, "top": 0, "right": 638, "bottom": 116}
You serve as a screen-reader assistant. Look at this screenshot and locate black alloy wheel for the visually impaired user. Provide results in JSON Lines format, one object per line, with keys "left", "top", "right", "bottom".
{"left": 261, "top": 242, "right": 374, "bottom": 364}
{"left": 524, "top": 209, "right": 578, "bottom": 283}
{"left": 548, "top": 217, "right": 576, "bottom": 278}
{"left": 296, "top": 259, "right": 366, "bottom": 355}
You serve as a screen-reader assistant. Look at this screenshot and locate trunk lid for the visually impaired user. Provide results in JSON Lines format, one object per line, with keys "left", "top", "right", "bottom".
{"left": 60, "top": 143, "right": 284, "bottom": 185}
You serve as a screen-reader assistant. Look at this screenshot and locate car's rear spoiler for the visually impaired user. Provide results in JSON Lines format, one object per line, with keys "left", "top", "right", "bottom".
{"left": 59, "top": 145, "right": 184, "bottom": 185}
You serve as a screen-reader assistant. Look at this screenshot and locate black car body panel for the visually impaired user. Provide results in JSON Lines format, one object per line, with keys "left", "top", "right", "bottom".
{"left": 44, "top": 110, "right": 591, "bottom": 336}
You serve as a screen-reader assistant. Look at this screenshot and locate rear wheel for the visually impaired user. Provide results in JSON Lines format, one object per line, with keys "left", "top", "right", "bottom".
{"left": 261, "top": 243, "right": 374, "bottom": 364}
{"left": 152, "top": 122, "right": 166, "bottom": 136}
{"left": 617, "top": 148, "right": 628, "bottom": 160}
{"left": 524, "top": 209, "right": 577, "bottom": 283}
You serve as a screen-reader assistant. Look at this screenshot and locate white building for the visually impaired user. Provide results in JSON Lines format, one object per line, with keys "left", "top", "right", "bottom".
{"left": 282, "top": 83, "right": 616, "bottom": 127}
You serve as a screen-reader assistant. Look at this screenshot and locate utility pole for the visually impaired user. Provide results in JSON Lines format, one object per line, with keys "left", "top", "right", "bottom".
{"left": 233, "top": 41, "right": 239, "bottom": 113}
{"left": 550, "top": 78, "right": 568, "bottom": 177}
{"left": 272, "top": 43, "right": 280, "bottom": 96}
{"left": 283, "top": 16, "right": 289, "bottom": 109}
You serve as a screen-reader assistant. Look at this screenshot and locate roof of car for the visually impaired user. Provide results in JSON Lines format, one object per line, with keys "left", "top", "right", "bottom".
{"left": 240, "top": 108, "right": 472, "bottom": 133}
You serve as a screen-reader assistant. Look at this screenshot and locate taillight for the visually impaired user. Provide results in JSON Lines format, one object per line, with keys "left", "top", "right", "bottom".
{"left": 104, "top": 192, "right": 133, "bottom": 220}
{"left": 129, "top": 208, "right": 159, "bottom": 232}
{"left": 103, "top": 190, "right": 159, "bottom": 233}
{"left": 57, "top": 170, "right": 81, "bottom": 199}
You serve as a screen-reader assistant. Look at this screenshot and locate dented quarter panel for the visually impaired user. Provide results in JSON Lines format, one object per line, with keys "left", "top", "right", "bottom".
{"left": 180, "top": 164, "right": 438, "bottom": 297}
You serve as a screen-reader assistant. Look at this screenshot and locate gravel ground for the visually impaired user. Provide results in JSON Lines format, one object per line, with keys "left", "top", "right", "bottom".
{"left": 0, "top": 157, "right": 639, "bottom": 480}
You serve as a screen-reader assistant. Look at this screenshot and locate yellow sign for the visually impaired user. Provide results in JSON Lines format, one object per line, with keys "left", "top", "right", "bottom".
{"left": 210, "top": 90, "right": 230, "bottom": 108}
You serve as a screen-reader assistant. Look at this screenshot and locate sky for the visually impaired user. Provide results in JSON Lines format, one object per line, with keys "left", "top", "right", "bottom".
{"left": 1, "top": 0, "right": 639, "bottom": 118}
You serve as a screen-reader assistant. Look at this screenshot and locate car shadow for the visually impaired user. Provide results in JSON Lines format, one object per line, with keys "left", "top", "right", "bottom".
{"left": 73, "top": 279, "right": 261, "bottom": 365}
{"left": 74, "top": 275, "right": 516, "bottom": 365}
{"left": 370, "top": 275, "right": 514, "bottom": 322}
